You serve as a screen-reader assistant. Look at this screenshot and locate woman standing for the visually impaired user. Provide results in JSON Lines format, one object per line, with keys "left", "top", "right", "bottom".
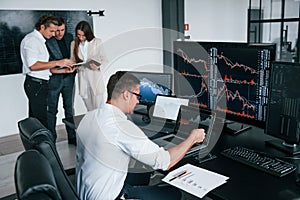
{"left": 71, "top": 21, "right": 107, "bottom": 111}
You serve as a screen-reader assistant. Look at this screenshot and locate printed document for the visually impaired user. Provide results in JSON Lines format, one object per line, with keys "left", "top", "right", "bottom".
{"left": 162, "top": 163, "right": 229, "bottom": 198}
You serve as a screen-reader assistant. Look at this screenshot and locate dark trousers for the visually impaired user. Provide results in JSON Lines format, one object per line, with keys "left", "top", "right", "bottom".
{"left": 116, "top": 172, "right": 182, "bottom": 200}
{"left": 24, "top": 75, "right": 49, "bottom": 129}
{"left": 47, "top": 73, "right": 76, "bottom": 141}
{"left": 120, "top": 182, "right": 181, "bottom": 200}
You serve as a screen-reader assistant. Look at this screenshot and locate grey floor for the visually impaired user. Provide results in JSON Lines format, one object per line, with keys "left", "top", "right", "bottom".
{"left": 0, "top": 125, "right": 210, "bottom": 200}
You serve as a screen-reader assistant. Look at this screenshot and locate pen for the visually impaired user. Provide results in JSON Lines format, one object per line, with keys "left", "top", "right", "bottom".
{"left": 169, "top": 170, "right": 187, "bottom": 182}
{"left": 180, "top": 171, "right": 192, "bottom": 179}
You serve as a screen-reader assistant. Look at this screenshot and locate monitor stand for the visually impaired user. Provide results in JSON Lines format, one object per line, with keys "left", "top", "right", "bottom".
{"left": 134, "top": 104, "right": 149, "bottom": 116}
{"left": 222, "top": 120, "right": 252, "bottom": 135}
{"left": 265, "top": 139, "right": 300, "bottom": 155}
{"left": 133, "top": 105, "right": 151, "bottom": 123}
{"left": 194, "top": 153, "right": 217, "bottom": 164}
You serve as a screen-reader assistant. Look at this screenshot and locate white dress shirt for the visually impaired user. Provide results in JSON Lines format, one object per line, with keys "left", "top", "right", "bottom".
{"left": 79, "top": 40, "right": 89, "bottom": 62}
{"left": 76, "top": 103, "right": 170, "bottom": 200}
{"left": 20, "top": 29, "right": 51, "bottom": 80}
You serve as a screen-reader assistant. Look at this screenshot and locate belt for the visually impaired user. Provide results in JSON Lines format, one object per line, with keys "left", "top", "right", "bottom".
{"left": 26, "top": 75, "right": 48, "bottom": 84}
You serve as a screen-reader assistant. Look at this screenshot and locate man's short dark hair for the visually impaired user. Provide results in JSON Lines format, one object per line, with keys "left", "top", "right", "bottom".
{"left": 56, "top": 16, "right": 65, "bottom": 26}
{"left": 107, "top": 71, "right": 140, "bottom": 101}
{"left": 35, "top": 14, "right": 59, "bottom": 30}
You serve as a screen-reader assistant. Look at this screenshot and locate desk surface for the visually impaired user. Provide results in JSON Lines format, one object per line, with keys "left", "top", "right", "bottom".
{"left": 188, "top": 127, "right": 300, "bottom": 200}
{"left": 63, "top": 114, "right": 300, "bottom": 200}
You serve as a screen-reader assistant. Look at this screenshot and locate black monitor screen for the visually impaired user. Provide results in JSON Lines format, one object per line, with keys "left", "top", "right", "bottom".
{"left": 130, "top": 71, "right": 172, "bottom": 105}
{"left": 265, "top": 61, "right": 300, "bottom": 154}
{"left": 173, "top": 41, "right": 276, "bottom": 128}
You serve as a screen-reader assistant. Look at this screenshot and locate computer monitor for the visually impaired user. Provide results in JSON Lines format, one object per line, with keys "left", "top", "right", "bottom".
{"left": 152, "top": 95, "right": 189, "bottom": 121}
{"left": 265, "top": 61, "right": 300, "bottom": 155}
{"left": 173, "top": 41, "right": 276, "bottom": 134}
{"left": 130, "top": 71, "right": 172, "bottom": 106}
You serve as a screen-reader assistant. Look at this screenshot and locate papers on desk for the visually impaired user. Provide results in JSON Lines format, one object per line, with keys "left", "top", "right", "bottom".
{"left": 162, "top": 163, "right": 229, "bottom": 198}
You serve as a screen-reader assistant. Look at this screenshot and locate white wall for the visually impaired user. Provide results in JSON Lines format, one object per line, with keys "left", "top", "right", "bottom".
{"left": 0, "top": 0, "right": 249, "bottom": 137}
{"left": 185, "top": 0, "right": 248, "bottom": 42}
{"left": 0, "top": 0, "right": 163, "bottom": 137}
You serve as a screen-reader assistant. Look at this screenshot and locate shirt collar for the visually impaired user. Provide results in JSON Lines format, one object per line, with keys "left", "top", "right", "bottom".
{"left": 34, "top": 29, "right": 46, "bottom": 43}
{"left": 105, "top": 103, "right": 127, "bottom": 120}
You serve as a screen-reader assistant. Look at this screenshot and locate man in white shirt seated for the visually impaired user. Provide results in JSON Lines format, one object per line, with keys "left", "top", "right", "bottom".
{"left": 76, "top": 71, "right": 206, "bottom": 200}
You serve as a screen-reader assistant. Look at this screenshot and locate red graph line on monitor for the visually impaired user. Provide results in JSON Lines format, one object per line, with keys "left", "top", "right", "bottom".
{"left": 177, "top": 49, "right": 209, "bottom": 71}
{"left": 217, "top": 54, "right": 258, "bottom": 74}
{"left": 217, "top": 106, "right": 256, "bottom": 119}
{"left": 177, "top": 48, "right": 258, "bottom": 75}
{"left": 178, "top": 77, "right": 209, "bottom": 99}
{"left": 187, "top": 83, "right": 256, "bottom": 119}
{"left": 218, "top": 84, "right": 256, "bottom": 112}
{"left": 181, "top": 71, "right": 208, "bottom": 79}
{"left": 181, "top": 71, "right": 257, "bottom": 86}
{"left": 190, "top": 100, "right": 256, "bottom": 119}
{"left": 223, "top": 75, "right": 257, "bottom": 85}
{"left": 190, "top": 101, "right": 208, "bottom": 109}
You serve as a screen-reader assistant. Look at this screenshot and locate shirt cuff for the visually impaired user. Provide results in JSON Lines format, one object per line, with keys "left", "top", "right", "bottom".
{"left": 155, "top": 147, "right": 170, "bottom": 171}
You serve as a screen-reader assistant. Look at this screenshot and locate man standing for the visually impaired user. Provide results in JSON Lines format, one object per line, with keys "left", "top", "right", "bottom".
{"left": 76, "top": 71, "right": 206, "bottom": 199}
{"left": 21, "top": 14, "right": 75, "bottom": 128}
{"left": 46, "top": 16, "right": 77, "bottom": 144}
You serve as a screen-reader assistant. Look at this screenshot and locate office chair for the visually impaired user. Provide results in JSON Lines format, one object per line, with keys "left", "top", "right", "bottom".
{"left": 17, "top": 117, "right": 79, "bottom": 200}
{"left": 17, "top": 118, "right": 145, "bottom": 200}
{"left": 18, "top": 117, "right": 55, "bottom": 150}
{"left": 14, "top": 149, "right": 62, "bottom": 200}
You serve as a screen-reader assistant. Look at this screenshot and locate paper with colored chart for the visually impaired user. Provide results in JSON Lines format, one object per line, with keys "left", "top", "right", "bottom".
{"left": 162, "top": 163, "right": 229, "bottom": 198}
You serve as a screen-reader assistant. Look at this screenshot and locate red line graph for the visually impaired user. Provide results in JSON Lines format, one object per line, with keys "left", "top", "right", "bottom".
{"left": 217, "top": 54, "right": 258, "bottom": 74}
{"left": 223, "top": 75, "right": 257, "bottom": 85}
{"left": 177, "top": 48, "right": 258, "bottom": 75}
{"left": 177, "top": 49, "right": 209, "bottom": 71}
{"left": 177, "top": 76, "right": 208, "bottom": 99}
{"left": 176, "top": 48, "right": 260, "bottom": 119}
{"left": 181, "top": 71, "right": 208, "bottom": 79}
{"left": 217, "top": 106, "right": 255, "bottom": 119}
{"left": 218, "top": 84, "right": 256, "bottom": 112}
{"left": 191, "top": 102, "right": 255, "bottom": 118}
{"left": 190, "top": 101, "right": 208, "bottom": 109}
{"left": 188, "top": 83, "right": 256, "bottom": 118}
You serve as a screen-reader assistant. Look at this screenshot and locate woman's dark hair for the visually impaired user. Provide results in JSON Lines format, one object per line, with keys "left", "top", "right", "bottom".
{"left": 107, "top": 71, "right": 140, "bottom": 101}
{"left": 35, "top": 14, "right": 59, "bottom": 31}
{"left": 73, "top": 21, "right": 95, "bottom": 62}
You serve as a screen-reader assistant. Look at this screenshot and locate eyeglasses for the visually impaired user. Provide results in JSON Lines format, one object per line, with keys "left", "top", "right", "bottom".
{"left": 128, "top": 91, "right": 142, "bottom": 100}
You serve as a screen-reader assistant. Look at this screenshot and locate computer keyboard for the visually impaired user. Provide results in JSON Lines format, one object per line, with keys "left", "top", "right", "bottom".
{"left": 140, "top": 123, "right": 175, "bottom": 134}
{"left": 221, "top": 146, "right": 296, "bottom": 177}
